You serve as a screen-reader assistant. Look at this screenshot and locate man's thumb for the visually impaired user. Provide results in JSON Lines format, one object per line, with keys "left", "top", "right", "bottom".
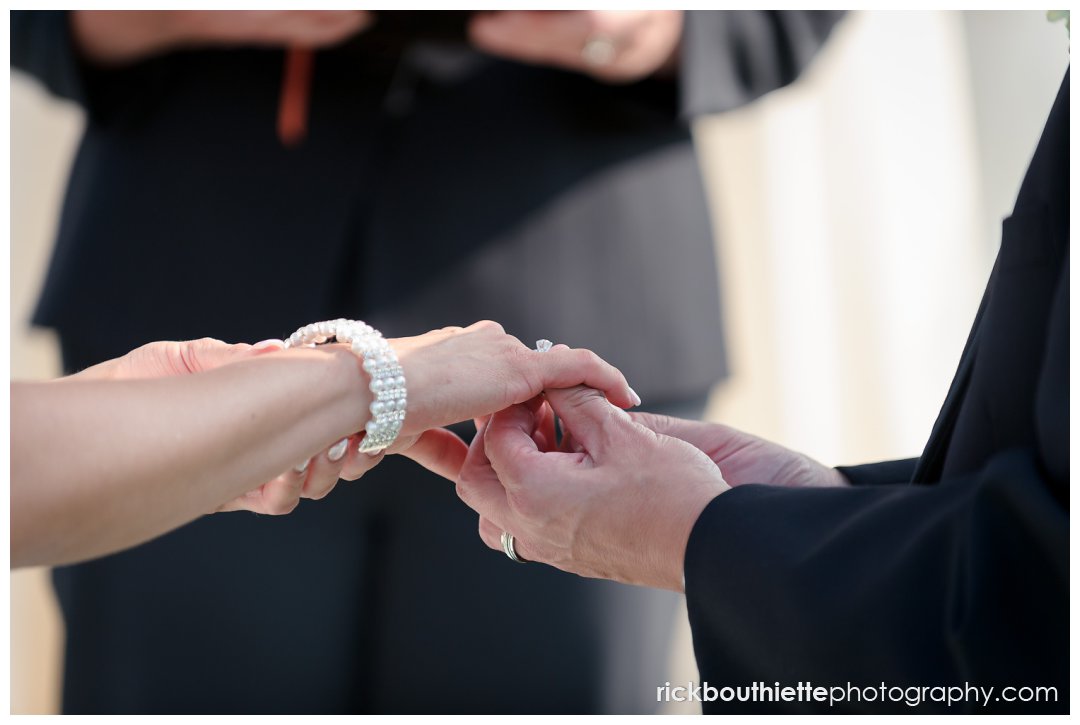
{"left": 544, "top": 385, "right": 631, "bottom": 455}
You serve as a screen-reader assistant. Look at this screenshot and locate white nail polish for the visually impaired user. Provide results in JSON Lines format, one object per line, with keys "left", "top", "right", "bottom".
{"left": 629, "top": 387, "right": 642, "bottom": 407}
{"left": 293, "top": 458, "right": 310, "bottom": 474}
{"left": 328, "top": 438, "right": 349, "bottom": 462}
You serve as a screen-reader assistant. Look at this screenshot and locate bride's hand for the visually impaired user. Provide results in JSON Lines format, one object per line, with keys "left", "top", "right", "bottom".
{"left": 70, "top": 337, "right": 273, "bottom": 381}
{"left": 215, "top": 432, "right": 382, "bottom": 515}
{"left": 385, "top": 321, "right": 638, "bottom": 478}
{"left": 393, "top": 321, "right": 638, "bottom": 434}
{"left": 72, "top": 323, "right": 637, "bottom": 515}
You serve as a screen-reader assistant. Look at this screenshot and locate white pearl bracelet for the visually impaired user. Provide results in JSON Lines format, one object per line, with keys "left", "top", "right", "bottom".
{"left": 283, "top": 319, "right": 407, "bottom": 453}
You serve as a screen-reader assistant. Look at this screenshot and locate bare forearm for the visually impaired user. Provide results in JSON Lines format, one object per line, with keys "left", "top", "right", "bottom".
{"left": 11, "top": 349, "right": 368, "bottom": 567}
{"left": 10, "top": 320, "right": 638, "bottom": 566}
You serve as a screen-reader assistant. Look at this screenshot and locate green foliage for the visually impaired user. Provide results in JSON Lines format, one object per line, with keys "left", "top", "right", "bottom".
{"left": 1047, "top": 10, "right": 1069, "bottom": 36}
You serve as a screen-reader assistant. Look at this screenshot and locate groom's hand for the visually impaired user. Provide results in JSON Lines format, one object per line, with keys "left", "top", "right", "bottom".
{"left": 469, "top": 11, "right": 683, "bottom": 83}
{"left": 628, "top": 413, "right": 848, "bottom": 490}
{"left": 73, "top": 10, "right": 372, "bottom": 66}
{"left": 455, "top": 386, "right": 728, "bottom": 591}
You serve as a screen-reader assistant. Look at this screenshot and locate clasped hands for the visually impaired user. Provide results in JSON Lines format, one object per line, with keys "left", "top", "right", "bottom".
{"left": 87, "top": 321, "right": 637, "bottom": 512}
{"left": 97, "top": 320, "right": 846, "bottom": 593}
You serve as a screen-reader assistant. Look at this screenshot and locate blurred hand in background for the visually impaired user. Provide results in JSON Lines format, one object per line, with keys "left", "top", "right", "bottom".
{"left": 72, "top": 10, "right": 373, "bottom": 65}
{"left": 469, "top": 10, "right": 683, "bottom": 83}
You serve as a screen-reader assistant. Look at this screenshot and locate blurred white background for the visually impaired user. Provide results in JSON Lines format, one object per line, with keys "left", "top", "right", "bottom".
{"left": 10, "top": 10, "right": 1070, "bottom": 714}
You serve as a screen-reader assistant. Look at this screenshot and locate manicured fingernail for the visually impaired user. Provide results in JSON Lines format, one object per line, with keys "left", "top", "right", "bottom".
{"left": 629, "top": 387, "right": 642, "bottom": 407}
{"left": 293, "top": 458, "right": 310, "bottom": 474}
{"left": 328, "top": 438, "right": 349, "bottom": 462}
{"left": 355, "top": 439, "right": 378, "bottom": 457}
{"left": 252, "top": 339, "right": 285, "bottom": 351}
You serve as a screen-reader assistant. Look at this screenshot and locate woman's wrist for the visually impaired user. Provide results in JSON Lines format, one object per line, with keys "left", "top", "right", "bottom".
{"left": 323, "top": 346, "right": 373, "bottom": 435}
{"left": 285, "top": 321, "right": 407, "bottom": 452}
{"left": 388, "top": 338, "right": 434, "bottom": 435}
{"left": 242, "top": 346, "right": 372, "bottom": 457}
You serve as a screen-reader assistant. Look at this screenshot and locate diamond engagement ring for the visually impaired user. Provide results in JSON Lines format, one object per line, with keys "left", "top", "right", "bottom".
{"left": 536, "top": 339, "right": 553, "bottom": 353}
{"left": 501, "top": 531, "right": 527, "bottom": 564}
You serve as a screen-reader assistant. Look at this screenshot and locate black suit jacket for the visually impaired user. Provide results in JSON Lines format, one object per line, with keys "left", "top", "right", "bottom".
{"left": 684, "top": 71, "right": 1069, "bottom": 714}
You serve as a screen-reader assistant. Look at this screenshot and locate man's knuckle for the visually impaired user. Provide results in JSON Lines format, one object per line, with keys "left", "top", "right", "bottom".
{"left": 567, "top": 385, "right": 602, "bottom": 408}
{"left": 507, "top": 490, "right": 539, "bottom": 521}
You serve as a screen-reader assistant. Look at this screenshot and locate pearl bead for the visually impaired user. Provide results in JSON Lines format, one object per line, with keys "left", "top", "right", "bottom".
{"left": 285, "top": 319, "right": 403, "bottom": 453}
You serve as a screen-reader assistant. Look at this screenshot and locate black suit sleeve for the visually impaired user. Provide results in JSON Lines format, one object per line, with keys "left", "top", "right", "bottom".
{"left": 836, "top": 458, "right": 918, "bottom": 486}
{"left": 684, "top": 261, "right": 1068, "bottom": 713}
{"left": 685, "top": 452, "right": 1068, "bottom": 713}
{"left": 11, "top": 11, "right": 89, "bottom": 105}
{"left": 679, "top": 10, "right": 846, "bottom": 118}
